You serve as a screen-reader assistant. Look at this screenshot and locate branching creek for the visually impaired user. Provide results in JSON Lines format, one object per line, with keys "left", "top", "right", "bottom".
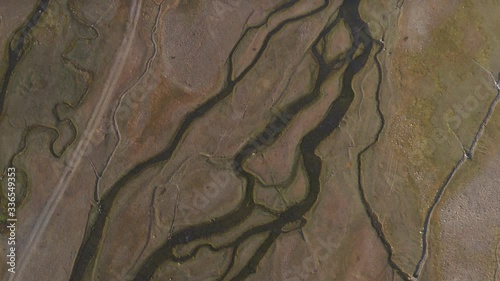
{"left": 67, "top": 0, "right": 416, "bottom": 280}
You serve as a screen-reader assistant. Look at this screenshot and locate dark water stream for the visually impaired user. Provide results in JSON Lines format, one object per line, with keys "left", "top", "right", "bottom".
{"left": 70, "top": 0, "right": 391, "bottom": 280}
{"left": 0, "top": 0, "right": 50, "bottom": 117}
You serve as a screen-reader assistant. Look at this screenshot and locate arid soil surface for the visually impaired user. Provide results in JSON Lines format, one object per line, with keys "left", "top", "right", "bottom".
{"left": 1, "top": 0, "right": 500, "bottom": 281}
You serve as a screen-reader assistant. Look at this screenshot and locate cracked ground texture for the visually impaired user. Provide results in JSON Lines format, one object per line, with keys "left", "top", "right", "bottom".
{"left": 1, "top": 0, "right": 500, "bottom": 280}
